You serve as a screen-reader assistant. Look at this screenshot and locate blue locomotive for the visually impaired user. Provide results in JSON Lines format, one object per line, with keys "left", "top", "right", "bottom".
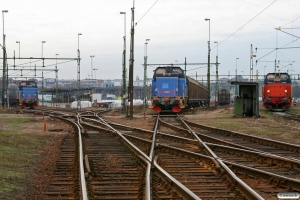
{"left": 17, "top": 80, "right": 39, "bottom": 109}
{"left": 149, "top": 66, "right": 208, "bottom": 112}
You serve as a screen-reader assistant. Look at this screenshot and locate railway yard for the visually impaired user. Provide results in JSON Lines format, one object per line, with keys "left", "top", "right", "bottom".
{"left": 1, "top": 105, "right": 300, "bottom": 199}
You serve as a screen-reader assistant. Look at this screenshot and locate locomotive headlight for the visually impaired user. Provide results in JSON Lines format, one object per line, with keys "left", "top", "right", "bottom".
{"left": 155, "top": 88, "right": 158, "bottom": 91}
{"left": 176, "top": 88, "right": 178, "bottom": 92}
{"left": 285, "top": 90, "right": 287, "bottom": 93}
{"left": 267, "top": 90, "right": 270, "bottom": 93}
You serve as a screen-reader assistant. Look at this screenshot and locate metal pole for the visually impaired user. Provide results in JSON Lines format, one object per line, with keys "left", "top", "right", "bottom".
{"left": 250, "top": 44, "right": 252, "bottom": 82}
{"left": 77, "top": 33, "right": 82, "bottom": 110}
{"left": 184, "top": 57, "right": 186, "bottom": 76}
{"left": 16, "top": 41, "right": 20, "bottom": 58}
{"left": 2, "top": 10, "right": 8, "bottom": 108}
{"left": 143, "top": 39, "right": 150, "bottom": 111}
{"left": 214, "top": 41, "right": 219, "bottom": 107}
{"left": 120, "top": 12, "right": 127, "bottom": 115}
{"left": 55, "top": 54, "right": 59, "bottom": 108}
{"left": 205, "top": 18, "right": 211, "bottom": 108}
{"left": 236, "top": 58, "right": 239, "bottom": 96}
{"left": 42, "top": 41, "right": 46, "bottom": 58}
{"left": 128, "top": 1, "right": 135, "bottom": 118}
{"left": 90, "top": 55, "right": 94, "bottom": 81}
{"left": 42, "top": 71, "right": 44, "bottom": 107}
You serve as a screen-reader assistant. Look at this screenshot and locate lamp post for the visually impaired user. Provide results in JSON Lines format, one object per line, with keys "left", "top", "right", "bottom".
{"left": 16, "top": 41, "right": 20, "bottom": 58}
{"left": 77, "top": 33, "right": 82, "bottom": 110}
{"left": 90, "top": 55, "right": 95, "bottom": 81}
{"left": 93, "top": 68, "right": 98, "bottom": 79}
{"left": 214, "top": 41, "right": 218, "bottom": 107}
{"left": 205, "top": 18, "right": 211, "bottom": 108}
{"left": 143, "top": 39, "right": 150, "bottom": 113}
{"left": 235, "top": 58, "right": 239, "bottom": 96}
{"left": 55, "top": 54, "right": 59, "bottom": 107}
{"left": 120, "top": 11, "right": 127, "bottom": 114}
{"left": 41, "top": 41, "right": 46, "bottom": 58}
{"left": 2, "top": 10, "right": 8, "bottom": 108}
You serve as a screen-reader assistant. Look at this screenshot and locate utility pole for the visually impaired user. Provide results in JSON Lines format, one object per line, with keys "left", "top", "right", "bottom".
{"left": 128, "top": 1, "right": 135, "bottom": 118}
{"left": 205, "top": 18, "right": 211, "bottom": 108}
{"left": 77, "top": 33, "right": 82, "bottom": 110}
{"left": 143, "top": 39, "right": 150, "bottom": 113}
{"left": 2, "top": 10, "right": 8, "bottom": 108}
{"left": 214, "top": 41, "right": 219, "bottom": 107}
{"left": 55, "top": 54, "right": 59, "bottom": 108}
{"left": 120, "top": 11, "right": 127, "bottom": 115}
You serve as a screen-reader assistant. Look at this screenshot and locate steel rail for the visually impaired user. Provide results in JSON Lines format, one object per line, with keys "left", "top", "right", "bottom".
{"left": 206, "top": 142, "right": 300, "bottom": 165}
{"left": 177, "top": 116, "right": 264, "bottom": 200}
{"left": 52, "top": 114, "right": 88, "bottom": 200}
{"left": 153, "top": 156, "right": 201, "bottom": 200}
{"left": 183, "top": 118, "right": 300, "bottom": 153}
{"left": 86, "top": 115, "right": 205, "bottom": 199}
{"left": 224, "top": 160, "right": 300, "bottom": 191}
{"left": 81, "top": 117, "right": 151, "bottom": 163}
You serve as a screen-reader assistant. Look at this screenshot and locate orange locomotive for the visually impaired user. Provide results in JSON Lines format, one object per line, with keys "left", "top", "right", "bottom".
{"left": 262, "top": 73, "right": 292, "bottom": 110}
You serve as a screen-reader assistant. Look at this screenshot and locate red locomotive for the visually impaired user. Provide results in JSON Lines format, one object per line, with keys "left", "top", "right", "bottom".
{"left": 262, "top": 72, "right": 292, "bottom": 110}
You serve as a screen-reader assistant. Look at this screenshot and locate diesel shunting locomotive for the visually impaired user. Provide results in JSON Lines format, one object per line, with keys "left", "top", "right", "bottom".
{"left": 262, "top": 73, "right": 292, "bottom": 110}
{"left": 17, "top": 80, "right": 39, "bottom": 109}
{"left": 149, "top": 66, "right": 208, "bottom": 113}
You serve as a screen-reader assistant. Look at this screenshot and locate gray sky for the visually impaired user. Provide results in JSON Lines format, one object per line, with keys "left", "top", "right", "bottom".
{"left": 1, "top": 0, "right": 300, "bottom": 81}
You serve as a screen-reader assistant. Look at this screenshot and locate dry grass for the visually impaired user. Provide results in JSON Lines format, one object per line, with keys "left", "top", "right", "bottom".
{"left": 184, "top": 106, "right": 300, "bottom": 145}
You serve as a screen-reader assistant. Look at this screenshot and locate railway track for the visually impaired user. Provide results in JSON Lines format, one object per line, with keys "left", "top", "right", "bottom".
{"left": 19, "top": 108, "right": 300, "bottom": 199}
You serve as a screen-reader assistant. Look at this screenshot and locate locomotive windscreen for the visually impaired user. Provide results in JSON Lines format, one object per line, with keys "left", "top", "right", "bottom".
{"left": 153, "top": 67, "right": 185, "bottom": 79}
{"left": 19, "top": 81, "right": 37, "bottom": 89}
{"left": 264, "top": 73, "right": 291, "bottom": 84}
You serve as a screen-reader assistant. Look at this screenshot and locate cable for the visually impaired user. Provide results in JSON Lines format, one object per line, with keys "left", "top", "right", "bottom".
{"left": 256, "top": 38, "right": 299, "bottom": 62}
{"left": 135, "top": 0, "right": 159, "bottom": 26}
{"left": 280, "top": 16, "right": 300, "bottom": 27}
{"left": 216, "top": 0, "right": 277, "bottom": 48}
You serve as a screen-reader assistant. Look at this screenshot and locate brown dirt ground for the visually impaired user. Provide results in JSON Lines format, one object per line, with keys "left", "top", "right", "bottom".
{"left": 1, "top": 106, "right": 300, "bottom": 198}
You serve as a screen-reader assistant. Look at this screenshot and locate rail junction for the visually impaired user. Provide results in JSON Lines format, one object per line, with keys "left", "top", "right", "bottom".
{"left": 21, "top": 108, "right": 300, "bottom": 199}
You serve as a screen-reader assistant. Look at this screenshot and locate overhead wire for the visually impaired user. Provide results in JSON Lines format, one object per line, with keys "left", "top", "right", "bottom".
{"left": 215, "top": 0, "right": 277, "bottom": 48}
{"left": 135, "top": 0, "right": 159, "bottom": 26}
{"left": 256, "top": 15, "right": 300, "bottom": 64}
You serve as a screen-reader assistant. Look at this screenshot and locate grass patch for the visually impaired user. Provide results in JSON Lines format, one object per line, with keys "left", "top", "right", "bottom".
{"left": 188, "top": 107, "right": 300, "bottom": 144}
{"left": 0, "top": 117, "right": 54, "bottom": 199}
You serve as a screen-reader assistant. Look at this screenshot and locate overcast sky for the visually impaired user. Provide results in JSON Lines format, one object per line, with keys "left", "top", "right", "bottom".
{"left": 1, "top": 0, "right": 300, "bottom": 82}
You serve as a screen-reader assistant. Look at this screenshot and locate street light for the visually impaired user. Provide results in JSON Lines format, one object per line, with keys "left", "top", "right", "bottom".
{"left": 78, "top": 33, "right": 82, "bottom": 49}
{"left": 235, "top": 58, "right": 239, "bottom": 96}
{"left": 2, "top": 10, "right": 8, "bottom": 108}
{"left": 205, "top": 18, "right": 211, "bottom": 108}
{"left": 16, "top": 41, "right": 20, "bottom": 58}
{"left": 93, "top": 68, "right": 98, "bottom": 79}
{"left": 41, "top": 41, "right": 46, "bottom": 58}
{"left": 90, "top": 55, "right": 95, "bottom": 81}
